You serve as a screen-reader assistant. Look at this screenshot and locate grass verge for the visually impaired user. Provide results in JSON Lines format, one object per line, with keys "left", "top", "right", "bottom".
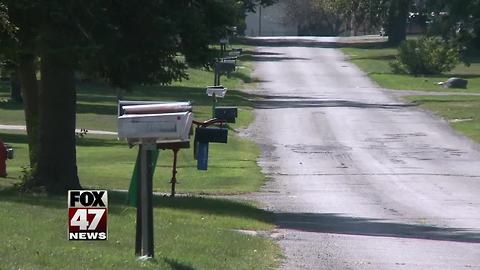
{"left": 341, "top": 46, "right": 480, "bottom": 92}
{"left": 406, "top": 95, "right": 480, "bottom": 143}
{"left": 0, "top": 188, "right": 280, "bottom": 269}
{"left": 0, "top": 44, "right": 263, "bottom": 194}
{"left": 0, "top": 44, "right": 282, "bottom": 269}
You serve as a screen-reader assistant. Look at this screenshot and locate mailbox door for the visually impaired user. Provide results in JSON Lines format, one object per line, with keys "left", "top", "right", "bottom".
{"left": 194, "top": 127, "right": 228, "bottom": 144}
{"left": 118, "top": 112, "right": 192, "bottom": 142}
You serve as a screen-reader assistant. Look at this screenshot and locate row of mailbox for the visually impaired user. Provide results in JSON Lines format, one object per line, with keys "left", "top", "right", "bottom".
{"left": 118, "top": 88, "right": 238, "bottom": 169}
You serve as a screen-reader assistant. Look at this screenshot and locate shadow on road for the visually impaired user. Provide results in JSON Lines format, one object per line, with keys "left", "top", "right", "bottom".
{"left": 244, "top": 38, "right": 388, "bottom": 49}
{"left": 240, "top": 50, "right": 309, "bottom": 62}
{"left": 254, "top": 98, "right": 415, "bottom": 110}
{"left": 277, "top": 212, "right": 480, "bottom": 243}
{"left": 249, "top": 56, "right": 310, "bottom": 62}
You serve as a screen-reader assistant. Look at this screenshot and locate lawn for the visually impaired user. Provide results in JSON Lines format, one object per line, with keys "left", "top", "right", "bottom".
{"left": 406, "top": 95, "right": 480, "bottom": 143}
{"left": 0, "top": 44, "right": 263, "bottom": 194}
{"left": 0, "top": 188, "right": 280, "bottom": 270}
{"left": 341, "top": 46, "right": 480, "bottom": 92}
{"left": 0, "top": 45, "right": 282, "bottom": 269}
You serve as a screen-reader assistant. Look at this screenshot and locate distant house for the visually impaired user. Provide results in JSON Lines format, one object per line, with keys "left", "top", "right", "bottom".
{"left": 245, "top": 0, "right": 297, "bottom": 36}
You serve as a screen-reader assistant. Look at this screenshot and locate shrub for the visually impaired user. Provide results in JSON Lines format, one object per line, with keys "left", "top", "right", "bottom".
{"left": 390, "top": 37, "right": 460, "bottom": 75}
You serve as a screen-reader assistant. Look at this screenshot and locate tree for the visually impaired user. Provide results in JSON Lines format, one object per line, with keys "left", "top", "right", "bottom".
{"left": 0, "top": 1, "right": 40, "bottom": 168}
{"left": 1, "top": 0, "right": 243, "bottom": 194}
{"left": 311, "top": 0, "right": 412, "bottom": 45}
{"left": 242, "top": 0, "right": 278, "bottom": 12}
{"left": 284, "top": 0, "right": 344, "bottom": 36}
{"left": 384, "top": 0, "right": 411, "bottom": 45}
{"left": 426, "top": 0, "right": 480, "bottom": 50}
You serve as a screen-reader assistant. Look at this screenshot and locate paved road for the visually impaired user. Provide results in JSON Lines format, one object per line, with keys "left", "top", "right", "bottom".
{"left": 244, "top": 40, "right": 480, "bottom": 269}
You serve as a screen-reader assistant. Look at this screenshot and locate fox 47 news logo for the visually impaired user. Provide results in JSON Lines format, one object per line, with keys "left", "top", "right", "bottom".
{"left": 68, "top": 190, "right": 108, "bottom": 240}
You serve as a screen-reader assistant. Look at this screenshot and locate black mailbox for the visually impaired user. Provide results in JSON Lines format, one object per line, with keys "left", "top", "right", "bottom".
{"left": 216, "top": 62, "right": 235, "bottom": 75}
{"left": 195, "top": 127, "right": 228, "bottom": 144}
{"left": 214, "top": 107, "right": 238, "bottom": 123}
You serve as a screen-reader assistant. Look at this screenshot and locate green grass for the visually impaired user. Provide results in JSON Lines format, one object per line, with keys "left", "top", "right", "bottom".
{"left": 0, "top": 189, "right": 280, "bottom": 270}
{"left": 406, "top": 95, "right": 480, "bottom": 142}
{"left": 0, "top": 44, "right": 263, "bottom": 194}
{"left": 0, "top": 45, "right": 282, "bottom": 269}
{"left": 341, "top": 46, "right": 480, "bottom": 92}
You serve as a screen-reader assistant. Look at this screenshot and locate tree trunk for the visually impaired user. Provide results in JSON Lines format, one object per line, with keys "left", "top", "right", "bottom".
{"left": 387, "top": 0, "right": 410, "bottom": 46}
{"left": 350, "top": 15, "right": 357, "bottom": 36}
{"left": 36, "top": 52, "right": 81, "bottom": 194}
{"left": 9, "top": 70, "right": 22, "bottom": 103}
{"left": 18, "top": 55, "right": 39, "bottom": 167}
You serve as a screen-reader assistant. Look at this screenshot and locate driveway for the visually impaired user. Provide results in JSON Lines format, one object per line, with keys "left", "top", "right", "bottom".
{"left": 245, "top": 39, "right": 480, "bottom": 269}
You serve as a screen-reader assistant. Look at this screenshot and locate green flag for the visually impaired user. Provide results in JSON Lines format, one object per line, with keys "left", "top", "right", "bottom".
{"left": 127, "top": 149, "right": 160, "bottom": 206}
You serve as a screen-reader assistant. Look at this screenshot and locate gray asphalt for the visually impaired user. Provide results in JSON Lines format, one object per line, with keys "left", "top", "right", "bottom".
{"left": 244, "top": 40, "right": 480, "bottom": 269}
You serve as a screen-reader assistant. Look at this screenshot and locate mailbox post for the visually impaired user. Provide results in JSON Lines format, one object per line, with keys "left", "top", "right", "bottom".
{"left": 136, "top": 141, "right": 155, "bottom": 258}
{"left": 214, "top": 60, "right": 236, "bottom": 86}
{"left": 118, "top": 101, "right": 193, "bottom": 259}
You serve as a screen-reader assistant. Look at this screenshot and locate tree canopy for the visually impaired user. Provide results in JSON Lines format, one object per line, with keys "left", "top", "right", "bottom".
{"left": 426, "top": 0, "right": 480, "bottom": 49}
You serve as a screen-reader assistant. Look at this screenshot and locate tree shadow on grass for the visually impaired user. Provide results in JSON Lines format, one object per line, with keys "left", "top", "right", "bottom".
{"left": 0, "top": 99, "right": 23, "bottom": 111}
{"left": 76, "top": 102, "right": 117, "bottom": 116}
{"left": 0, "top": 132, "right": 28, "bottom": 144}
{"left": 164, "top": 258, "right": 196, "bottom": 270}
{"left": 347, "top": 54, "right": 397, "bottom": 61}
{"left": 229, "top": 71, "right": 253, "bottom": 83}
{"left": 79, "top": 82, "right": 255, "bottom": 114}
{"left": 125, "top": 85, "right": 253, "bottom": 107}
{"left": 0, "top": 188, "right": 274, "bottom": 224}
{"left": 276, "top": 212, "right": 480, "bottom": 244}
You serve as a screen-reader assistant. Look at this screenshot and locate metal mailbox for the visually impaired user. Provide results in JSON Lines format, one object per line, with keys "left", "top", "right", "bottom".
{"left": 215, "top": 61, "right": 236, "bottom": 74}
{"left": 214, "top": 107, "right": 238, "bottom": 123}
{"left": 195, "top": 127, "right": 228, "bottom": 144}
{"left": 194, "top": 127, "right": 228, "bottom": 170}
{"left": 206, "top": 86, "right": 227, "bottom": 98}
{"left": 118, "top": 101, "right": 193, "bottom": 144}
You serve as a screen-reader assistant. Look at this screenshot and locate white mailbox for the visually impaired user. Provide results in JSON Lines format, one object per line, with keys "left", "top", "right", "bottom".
{"left": 222, "top": 58, "right": 236, "bottom": 64}
{"left": 118, "top": 101, "right": 193, "bottom": 144}
{"left": 206, "top": 86, "right": 227, "bottom": 98}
